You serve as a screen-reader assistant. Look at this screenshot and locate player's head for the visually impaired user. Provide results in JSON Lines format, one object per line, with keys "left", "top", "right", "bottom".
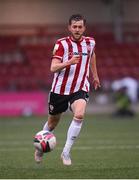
{"left": 68, "top": 14, "right": 86, "bottom": 41}
{"left": 69, "top": 14, "right": 86, "bottom": 26}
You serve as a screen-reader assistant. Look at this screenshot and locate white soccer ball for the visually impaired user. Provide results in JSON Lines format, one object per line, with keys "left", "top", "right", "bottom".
{"left": 34, "top": 130, "right": 56, "bottom": 153}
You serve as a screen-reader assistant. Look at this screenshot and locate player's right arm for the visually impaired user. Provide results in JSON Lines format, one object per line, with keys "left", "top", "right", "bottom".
{"left": 50, "top": 55, "right": 80, "bottom": 73}
{"left": 51, "top": 40, "right": 80, "bottom": 73}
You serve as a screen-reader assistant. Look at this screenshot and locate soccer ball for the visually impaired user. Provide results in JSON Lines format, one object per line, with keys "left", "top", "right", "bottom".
{"left": 34, "top": 130, "right": 56, "bottom": 153}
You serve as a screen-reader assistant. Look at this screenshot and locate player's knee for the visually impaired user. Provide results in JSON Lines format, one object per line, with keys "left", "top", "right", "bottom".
{"left": 74, "top": 113, "right": 84, "bottom": 120}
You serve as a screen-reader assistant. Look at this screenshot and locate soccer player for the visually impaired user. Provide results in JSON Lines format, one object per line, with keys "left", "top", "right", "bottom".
{"left": 35, "top": 14, "right": 100, "bottom": 165}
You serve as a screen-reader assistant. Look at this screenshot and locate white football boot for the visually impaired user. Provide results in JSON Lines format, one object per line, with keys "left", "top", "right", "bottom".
{"left": 34, "top": 149, "right": 43, "bottom": 163}
{"left": 61, "top": 152, "right": 72, "bottom": 166}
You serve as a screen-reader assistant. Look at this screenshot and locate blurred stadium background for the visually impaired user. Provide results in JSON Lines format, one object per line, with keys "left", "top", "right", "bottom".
{"left": 0, "top": 0, "right": 139, "bottom": 116}
{"left": 0, "top": 0, "right": 139, "bottom": 178}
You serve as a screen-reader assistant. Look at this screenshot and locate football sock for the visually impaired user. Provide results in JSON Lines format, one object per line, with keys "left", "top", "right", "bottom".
{"left": 43, "top": 121, "right": 51, "bottom": 132}
{"left": 63, "top": 118, "right": 83, "bottom": 155}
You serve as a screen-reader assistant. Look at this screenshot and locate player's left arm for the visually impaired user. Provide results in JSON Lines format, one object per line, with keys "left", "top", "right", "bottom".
{"left": 90, "top": 52, "right": 101, "bottom": 90}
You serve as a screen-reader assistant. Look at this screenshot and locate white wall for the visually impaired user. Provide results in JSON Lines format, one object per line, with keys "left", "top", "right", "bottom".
{"left": 0, "top": 0, "right": 138, "bottom": 25}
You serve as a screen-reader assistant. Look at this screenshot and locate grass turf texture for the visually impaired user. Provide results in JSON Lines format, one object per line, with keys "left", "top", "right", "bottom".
{"left": 0, "top": 114, "right": 139, "bottom": 179}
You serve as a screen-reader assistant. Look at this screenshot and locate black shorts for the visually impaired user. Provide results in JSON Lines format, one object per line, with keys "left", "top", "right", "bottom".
{"left": 48, "top": 90, "right": 89, "bottom": 115}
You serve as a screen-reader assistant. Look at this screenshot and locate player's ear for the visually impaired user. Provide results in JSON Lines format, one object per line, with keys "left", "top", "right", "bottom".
{"left": 83, "top": 26, "right": 86, "bottom": 32}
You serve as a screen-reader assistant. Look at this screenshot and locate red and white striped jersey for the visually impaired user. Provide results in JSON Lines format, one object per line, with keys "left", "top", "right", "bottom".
{"left": 51, "top": 36, "right": 95, "bottom": 95}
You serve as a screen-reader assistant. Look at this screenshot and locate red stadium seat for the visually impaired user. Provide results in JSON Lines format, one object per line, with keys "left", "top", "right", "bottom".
{"left": 0, "top": 25, "right": 139, "bottom": 91}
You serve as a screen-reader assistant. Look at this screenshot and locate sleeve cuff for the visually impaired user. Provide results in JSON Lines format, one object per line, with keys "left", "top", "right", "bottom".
{"left": 52, "top": 55, "right": 63, "bottom": 60}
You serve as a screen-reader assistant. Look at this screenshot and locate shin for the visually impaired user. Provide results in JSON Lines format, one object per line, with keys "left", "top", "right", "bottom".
{"left": 43, "top": 114, "right": 61, "bottom": 132}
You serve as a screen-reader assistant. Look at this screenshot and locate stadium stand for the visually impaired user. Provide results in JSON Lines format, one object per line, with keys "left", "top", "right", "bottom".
{"left": 0, "top": 25, "right": 139, "bottom": 91}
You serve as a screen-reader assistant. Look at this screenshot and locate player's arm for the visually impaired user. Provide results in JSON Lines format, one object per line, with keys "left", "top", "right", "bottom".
{"left": 50, "top": 55, "right": 80, "bottom": 73}
{"left": 90, "top": 52, "right": 101, "bottom": 90}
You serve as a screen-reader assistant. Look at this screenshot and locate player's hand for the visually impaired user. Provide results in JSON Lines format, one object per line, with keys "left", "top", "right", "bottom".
{"left": 69, "top": 55, "right": 80, "bottom": 65}
{"left": 93, "top": 77, "right": 101, "bottom": 90}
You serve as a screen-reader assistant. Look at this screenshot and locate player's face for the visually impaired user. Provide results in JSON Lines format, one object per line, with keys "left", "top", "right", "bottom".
{"left": 68, "top": 20, "right": 86, "bottom": 41}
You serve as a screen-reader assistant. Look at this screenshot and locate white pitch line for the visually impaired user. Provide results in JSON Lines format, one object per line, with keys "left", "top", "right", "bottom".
{"left": 0, "top": 145, "right": 139, "bottom": 152}
{"left": 0, "top": 139, "right": 138, "bottom": 145}
{"left": 73, "top": 145, "right": 139, "bottom": 150}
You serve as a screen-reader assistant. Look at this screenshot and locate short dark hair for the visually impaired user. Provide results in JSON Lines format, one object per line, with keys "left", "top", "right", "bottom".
{"left": 69, "top": 14, "right": 86, "bottom": 25}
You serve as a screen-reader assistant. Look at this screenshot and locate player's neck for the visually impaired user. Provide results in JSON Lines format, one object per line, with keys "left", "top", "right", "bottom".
{"left": 70, "top": 36, "right": 83, "bottom": 42}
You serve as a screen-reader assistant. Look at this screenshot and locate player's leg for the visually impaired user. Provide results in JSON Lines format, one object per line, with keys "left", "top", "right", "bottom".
{"left": 43, "top": 92, "right": 69, "bottom": 131}
{"left": 61, "top": 99, "right": 86, "bottom": 165}
{"left": 43, "top": 114, "right": 61, "bottom": 132}
{"left": 61, "top": 91, "right": 88, "bottom": 165}
{"left": 65, "top": 98, "right": 87, "bottom": 150}
{"left": 35, "top": 114, "right": 61, "bottom": 163}
{"left": 43, "top": 92, "right": 69, "bottom": 156}
{"left": 35, "top": 92, "right": 68, "bottom": 163}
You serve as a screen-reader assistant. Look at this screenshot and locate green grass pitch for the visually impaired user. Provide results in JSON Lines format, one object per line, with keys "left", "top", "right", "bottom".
{"left": 0, "top": 113, "right": 139, "bottom": 179}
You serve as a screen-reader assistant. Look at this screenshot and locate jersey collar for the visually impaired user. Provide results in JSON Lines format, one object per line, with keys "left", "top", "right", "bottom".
{"left": 69, "top": 36, "right": 84, "bottom": 43}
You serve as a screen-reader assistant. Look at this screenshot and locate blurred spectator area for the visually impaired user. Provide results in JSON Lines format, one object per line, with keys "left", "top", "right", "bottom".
{"left": 0, "top": 23, "right": 139, "bottom": 91}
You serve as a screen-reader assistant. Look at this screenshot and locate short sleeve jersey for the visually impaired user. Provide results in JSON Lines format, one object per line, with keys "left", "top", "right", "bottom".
{"left": 51, "top": 36, "right": 95, "bottom": 95}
